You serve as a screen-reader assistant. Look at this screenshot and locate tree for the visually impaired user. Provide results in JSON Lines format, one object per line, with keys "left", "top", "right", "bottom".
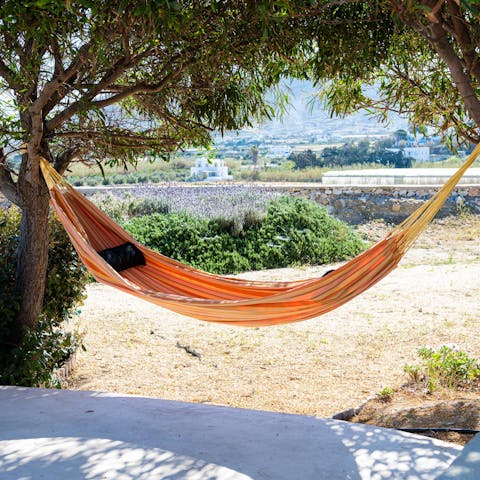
{"left": 288, "top": 149, "right": 319, "bottom": 169}
{"left": 394, "top": 129, "right": 409, "bottom": 143}
{"left": 0, "top": 1, "right": 304, "bottom": 344}
{"left": 320, "top": 142, "right": 372, "bottom": 167}
{"left": 304, "top": 1, "right": 480, "bottom": 147}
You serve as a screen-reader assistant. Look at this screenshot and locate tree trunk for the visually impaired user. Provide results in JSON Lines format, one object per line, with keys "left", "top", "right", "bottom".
{"left": 411, "top": 20, "right": 480, "bottom": 129}
{"left": 13, "top": 156, "right": 51, "bottom": 343}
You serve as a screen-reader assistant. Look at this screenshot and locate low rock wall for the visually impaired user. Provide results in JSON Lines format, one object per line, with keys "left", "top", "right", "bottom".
{"left": 266, "top": 184, "right": 480, "bottom": 224}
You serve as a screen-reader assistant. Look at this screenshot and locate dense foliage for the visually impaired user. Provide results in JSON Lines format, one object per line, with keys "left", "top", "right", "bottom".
{"left": 0, "top": 208, "right": 88, "bottom": 387}
{"left": 306, "top": 1, "right": 480, "bottom": 147}
{"left": 322, "top": 141, "right": 412, "bottom": 168}
{"left": 124, "top": 196, "right": 366, "bottom": 274}
{"left": 288, "top": 150, "right": 323, "bottom": 170}
{"left": 0, "top": 1, "right": 302, "bottom": 166}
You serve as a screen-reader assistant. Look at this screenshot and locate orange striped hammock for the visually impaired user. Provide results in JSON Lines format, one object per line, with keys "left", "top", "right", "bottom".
{"left": 40, "top": 145, "right": 480, "bottom": 327}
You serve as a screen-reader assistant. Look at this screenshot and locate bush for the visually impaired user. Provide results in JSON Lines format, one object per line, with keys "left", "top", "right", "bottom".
{"left": 71, "top": 177, "right": 85, "bottom": 186}
{"left": 124, "top": 196, "right": 366, "bottom": 274}
{"left": 127, "top": 197, "right": 169, "bottom": 218}
{"left": 0, "top": 207, "right": 89, "bottom": 387}
{"left": 250, "top": 197, "right": 365, "bottom": 269}
{"left": 125, "top": 212, "right": 245, "bottom": 274}
{"left": 86, "top": 175, "right": 103, "bottom": 186}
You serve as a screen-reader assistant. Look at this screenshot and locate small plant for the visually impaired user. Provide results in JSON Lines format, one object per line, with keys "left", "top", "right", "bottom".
{"left": 404, "top": 344, "right": 480, "bottom": 392}
{"left": 377, "top": 385, "right": 394, "bottom": 402}
{"left": 403, "top": 364, "right": 422, "bottom": 384}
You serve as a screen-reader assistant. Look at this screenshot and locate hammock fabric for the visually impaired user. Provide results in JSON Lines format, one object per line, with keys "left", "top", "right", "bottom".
{"left": 40, "top": 145, "right": 480, "bottom": 327}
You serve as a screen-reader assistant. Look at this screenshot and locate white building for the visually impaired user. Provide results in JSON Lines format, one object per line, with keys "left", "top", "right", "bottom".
{"left": 190, "top": 158, "right": 233, "bottom": 181}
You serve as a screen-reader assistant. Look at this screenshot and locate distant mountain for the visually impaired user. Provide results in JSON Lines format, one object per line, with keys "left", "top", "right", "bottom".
{"left": 218, "top": 79, "right": 408, "bottom": 142}
{"left": 273, "top": 79, "right": 407, "bottom": 127}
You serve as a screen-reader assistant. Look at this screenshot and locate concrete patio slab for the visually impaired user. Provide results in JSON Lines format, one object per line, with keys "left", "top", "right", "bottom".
{"left": 437, "top": 433, "right": 480, "bottom": 479}
{"left": 0, "top": 386, "right": 461, "bottom": 479}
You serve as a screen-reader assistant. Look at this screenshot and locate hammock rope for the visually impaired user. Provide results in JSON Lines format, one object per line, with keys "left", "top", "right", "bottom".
{"left": 39, "top": 144, "right": 480, "bottom": 327}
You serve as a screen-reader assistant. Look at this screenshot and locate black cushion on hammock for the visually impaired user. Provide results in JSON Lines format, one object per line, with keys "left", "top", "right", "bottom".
{"left": 98, "top": 242, "right": 146, "bottom": 271}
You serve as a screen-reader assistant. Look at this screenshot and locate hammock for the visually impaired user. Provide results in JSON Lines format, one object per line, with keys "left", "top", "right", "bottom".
{"left": 40, "top": 145, "right": 480, "bottom": 327}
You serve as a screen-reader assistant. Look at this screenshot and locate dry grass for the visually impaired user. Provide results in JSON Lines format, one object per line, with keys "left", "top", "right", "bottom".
{"left": 66, "top": 215, "right": 480, "bottom": 420}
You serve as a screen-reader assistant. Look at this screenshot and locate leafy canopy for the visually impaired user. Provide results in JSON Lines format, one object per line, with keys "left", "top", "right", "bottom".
{"left": 301, "top": 1, "right": 480, "bottom": 147}
{"left": 0, "top": 0, "right": 309, "bottom": 173}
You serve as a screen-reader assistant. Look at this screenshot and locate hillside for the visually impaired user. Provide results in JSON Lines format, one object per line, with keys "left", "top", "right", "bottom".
{"left": 214, "top": 79, "right": 409, "bottom": 147}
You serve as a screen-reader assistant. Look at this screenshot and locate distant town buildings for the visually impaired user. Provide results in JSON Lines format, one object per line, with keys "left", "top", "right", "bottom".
{"left": 190, "top": 158, "right": 233, "bottom": 181}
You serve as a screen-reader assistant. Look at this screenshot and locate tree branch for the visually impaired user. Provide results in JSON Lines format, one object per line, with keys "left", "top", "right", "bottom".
{"left": 35, "top": 41, "right": 96, "bottom": 117}
{"left": 41, "top": 39, "right": 104, "bottom": 118}
{"left": 50, "top": 36, "right": 66, "bottom": 78}
{"left": 389, "top": 65, "right": 478, "bottom": 142}
{"left": 90, "top": 68, "right": 185, "bottom": 110}
{"left": 134, "top": 96, "right": 214, "bottom": 133}
{"left": 54, "top": 147, "right": 84, "bottom": 175}
{"left": 390, "top": 65, "right": 431, "bottom": 97}
{"left": 89, "top": 138, "right": 179, "bottom": 150}
{"left": 53, "top": 129, "right": 178, "bottom": 144}
{"left": 45, "top": 47, "right": 156, "bottom": 132}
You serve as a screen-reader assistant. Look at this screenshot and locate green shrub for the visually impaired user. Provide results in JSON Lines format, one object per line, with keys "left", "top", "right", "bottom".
{"left": 112, "top": 174, "right": 126, "bottom": 185}
{"left": 70, "top": 176, "right": 85, "bottom": 186}
{"left": 125, "top": 212, "right": 244, "bottom": 274}
{"left": 127, "top": 197, "right": 169, "bottom": 218}
{"left": 404, "top": 344, "right": 480, "bottom": 392}
{"left": 0, "top": 207, "right": 89, "bottom": 387}
{"left": 250, "top": 197, "right": 365, "bottom": 269}
{"left": 124, "top": 196, "right": 366, "bottom": 274}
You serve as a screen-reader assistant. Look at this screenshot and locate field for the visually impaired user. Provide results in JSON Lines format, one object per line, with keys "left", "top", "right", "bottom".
{"left": 64, "top": 153, "right": 478, "bottom": 186}
{"left": 67, "top": 215, "right": 480, "bottom": 442}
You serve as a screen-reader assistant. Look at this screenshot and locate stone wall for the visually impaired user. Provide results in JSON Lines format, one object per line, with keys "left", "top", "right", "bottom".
{"left": 263, "top": 184, "right": 480, "bottom": 224}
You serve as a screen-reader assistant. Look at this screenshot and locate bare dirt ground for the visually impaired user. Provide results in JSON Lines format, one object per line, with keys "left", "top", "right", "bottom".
{"left": 67, "top": 215, "right": 480, "bottom": 443}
